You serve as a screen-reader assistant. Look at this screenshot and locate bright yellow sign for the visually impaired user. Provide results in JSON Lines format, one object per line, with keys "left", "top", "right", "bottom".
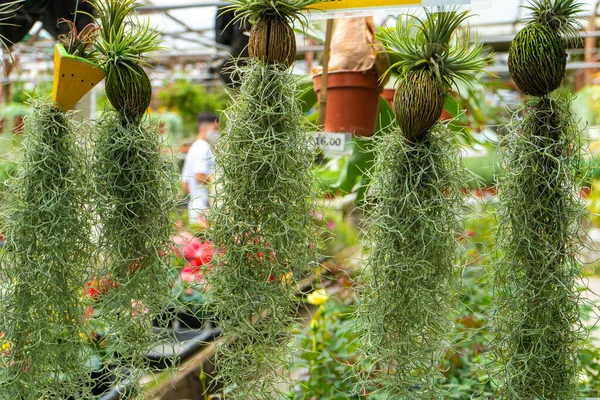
{"left": 308, "top": 0, "right": 422, "bottom": 11}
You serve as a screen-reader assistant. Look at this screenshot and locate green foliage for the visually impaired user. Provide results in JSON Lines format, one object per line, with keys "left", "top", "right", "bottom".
{"left": 585, "top": 179, "right": 600, "bottom": 226}
{"left": 525, "top": 0, "right": 584, "bottom": 44}
{"left": 207, "top": 60, "right": 318, "bottom": 398}
{"left": 508, "top": 23, "right": 566, "bottom": 97}
{"left": 157, "top": 81, "right": 228, "bottom": 135}
{"left": 11, "top": 80, "right": 52, "bottom": 103}
{"left": 90, "top": 0, "right": 162, "bottom": 69}
{"left": 222, "top": 0, "right": 317, "bottom": 25}
{"left": 314, "top": 208, "right": 360, "bottom": 257}
{"left": 464, "top": 146, "right": 496, "bottom": 189}
{"left": 91, "top": 0, "right": 160, "bottom": 120}
{"left": 0, "top": 101, "right": 95, "bottom": 399}
{"left": 378, "top": 10, "right": 490, "bottom": 90}
{"left": 290, "top": 300, "right": 377, "bottom": 399}
{"left": 493, "top": 96, "right": 587, "bottom": 399}
{"left": 356, "top": 123, "right": 469, "bottom": 399}
{"left": 57, "top": 18, "right": 100, "bottom": 60}
{"left": 91, "top": 113, "right": 180, "bottom": 394}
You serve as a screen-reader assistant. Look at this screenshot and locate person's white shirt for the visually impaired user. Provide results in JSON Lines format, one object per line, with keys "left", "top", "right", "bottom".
{"left": 181, "top": 138, "right": 214, "bottom": 223}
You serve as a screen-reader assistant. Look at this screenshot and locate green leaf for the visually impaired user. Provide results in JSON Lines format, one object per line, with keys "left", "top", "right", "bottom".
{"left": 300, "top": 350, "right": 321, "bottom": 361}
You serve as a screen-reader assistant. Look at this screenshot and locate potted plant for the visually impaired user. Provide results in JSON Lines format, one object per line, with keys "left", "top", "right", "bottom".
{"left": 89, "top": 0, "right": 179, "bottom": 393}
{"left": 493, "top": 0, "right": 586, "bottom": 397}
{"left": 53, "top": 19, "right": 106, "bottom": 111}
{"left": 0, "top": 18, "right": 101, "bottom": 399}
{"left": 206, "top": 0, "right": 319, "bottom": 396}
{"left": 312, "top": 17, "right": 389, "bottom": 137}
{"left": 356, "top": 10, "right": 489, "bottom": 397}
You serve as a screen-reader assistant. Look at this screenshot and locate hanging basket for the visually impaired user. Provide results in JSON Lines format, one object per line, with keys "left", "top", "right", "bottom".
{"left": 313, "top": 70, "right": 381, "bottom": 137}
{"left": 52, "top": 43, "right": 106, "bottom": 111}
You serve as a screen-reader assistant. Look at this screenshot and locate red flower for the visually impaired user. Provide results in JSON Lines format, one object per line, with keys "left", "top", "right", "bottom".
{"left": 180, "top": 266, "right": 204, "bottom": 283}
{"left": 85, "top": 277, "right": 117, "bottom": 299}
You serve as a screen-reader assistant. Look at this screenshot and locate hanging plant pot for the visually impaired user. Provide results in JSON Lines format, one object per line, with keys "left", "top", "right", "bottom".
{"left": 313, "top": 70, "right": 380, "bottom": 137}
{"left": 52, "top": 43, "right": 106, "bottom": 111}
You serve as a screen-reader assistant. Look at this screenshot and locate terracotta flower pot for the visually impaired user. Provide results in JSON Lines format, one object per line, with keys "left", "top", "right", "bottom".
{"left": 313, "top": 70, "right": 380, "bottom": 137}
{"left": 382, "top": 88, "right": 395, "bottom": 107}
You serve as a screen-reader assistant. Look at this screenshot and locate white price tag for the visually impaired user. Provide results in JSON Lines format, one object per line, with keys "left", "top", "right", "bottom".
{"left": 313, "top": 132, "right": 352, "bottom": 155}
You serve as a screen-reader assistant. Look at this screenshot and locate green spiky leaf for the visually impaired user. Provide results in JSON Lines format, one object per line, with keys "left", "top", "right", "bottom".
{"left": 221, "top": 0, "right": 317, "bottom": 25}
{"left": 377, "top": 9, "right": 492, "bottom": 92}
{"left": 89, "top": 0, "right": 163, "bottom": 69}
{"left": 525, "top": 0, "right": 584, "bottom": 45}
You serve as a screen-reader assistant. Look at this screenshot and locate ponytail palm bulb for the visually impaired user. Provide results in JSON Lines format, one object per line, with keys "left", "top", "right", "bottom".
{"left": 222, "top": 0, "right": 316, "bottom": 67}
{"left": 378, "top": 10, "right": 489, "bottom": 140}
{"left": 508, "top": 0, "right": 582, "bottom": 96}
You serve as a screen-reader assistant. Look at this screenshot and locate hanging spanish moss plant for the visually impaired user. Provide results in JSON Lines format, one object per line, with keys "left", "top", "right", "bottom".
{"left": 0, "top": 20, "right": 100, "bottom": 400}
{"left": 0, "top": 106, "right": 95, "bottom": 399}
{"left": 207, "top": 1, "right": 318, "bottom": 398}
{"left": 90, "top": 0, "right": 179, "bottom": 393}
{"left": 493, "top": 1, "right": 586, "bottom": 398}
{"left": 356, "top": 10, "right": 489, "bottom": 398}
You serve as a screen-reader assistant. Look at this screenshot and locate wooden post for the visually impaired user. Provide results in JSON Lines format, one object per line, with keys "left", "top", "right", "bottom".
{"left": 318, "top": 19, "right": 333, "bottom": 128}
{"left": 584, "top": 0, "right": 599, "bottom": 87}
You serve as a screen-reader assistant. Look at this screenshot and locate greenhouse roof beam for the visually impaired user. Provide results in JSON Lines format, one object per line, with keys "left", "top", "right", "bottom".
{"left": 138, "top": 2, "right": 227, "bottom": 13}
{"left": 161, "top": 12, "right": 231, "bottom": 51}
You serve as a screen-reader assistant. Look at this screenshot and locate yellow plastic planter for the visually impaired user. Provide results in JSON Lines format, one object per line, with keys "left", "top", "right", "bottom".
{"left": 52, "top": 43, "right": 106, "bottom": 111}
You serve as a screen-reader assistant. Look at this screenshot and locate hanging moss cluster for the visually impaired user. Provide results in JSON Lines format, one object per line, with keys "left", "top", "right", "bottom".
{"left": 357, "top": 10, "right": 489, "bottom": 397}
{"left": 0, "top": 102, "right": 95, "bottom": 399}
{"left": 494, "top": 96, "right": 585, "bottom": 399}
{"left": 89, "top": 0, "right": 179, "bottom": 392}
{"left": 91, "top": 113, "right": 179, "bottom": 390}
{"left": 206, "top": 1, "right": 318, "bottom": 397}
{"left": 207, "top": 60, "right": 317, "bottom": 398}
{"left": 357, "top": 124, "right": 468, "bottom": 398}
{"left": 494, "top": 1, "right": 585, "bottom": 398}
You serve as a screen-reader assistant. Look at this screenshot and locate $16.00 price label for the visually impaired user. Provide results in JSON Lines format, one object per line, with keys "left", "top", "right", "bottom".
{"left": 313, "top": 132, "right": 350, "bottom": 155}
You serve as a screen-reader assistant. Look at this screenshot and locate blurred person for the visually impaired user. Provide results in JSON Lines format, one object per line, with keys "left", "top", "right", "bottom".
{"left": 181, "top": 112, "right": 220, "bottom": 224}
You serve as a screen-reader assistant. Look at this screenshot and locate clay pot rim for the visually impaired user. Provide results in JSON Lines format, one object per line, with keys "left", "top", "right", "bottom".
{"left": 312, "top": 69, "right": 382, "bottom": 92}
{"left": 312, "top": 69, "right": 378, "bottom": 77}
